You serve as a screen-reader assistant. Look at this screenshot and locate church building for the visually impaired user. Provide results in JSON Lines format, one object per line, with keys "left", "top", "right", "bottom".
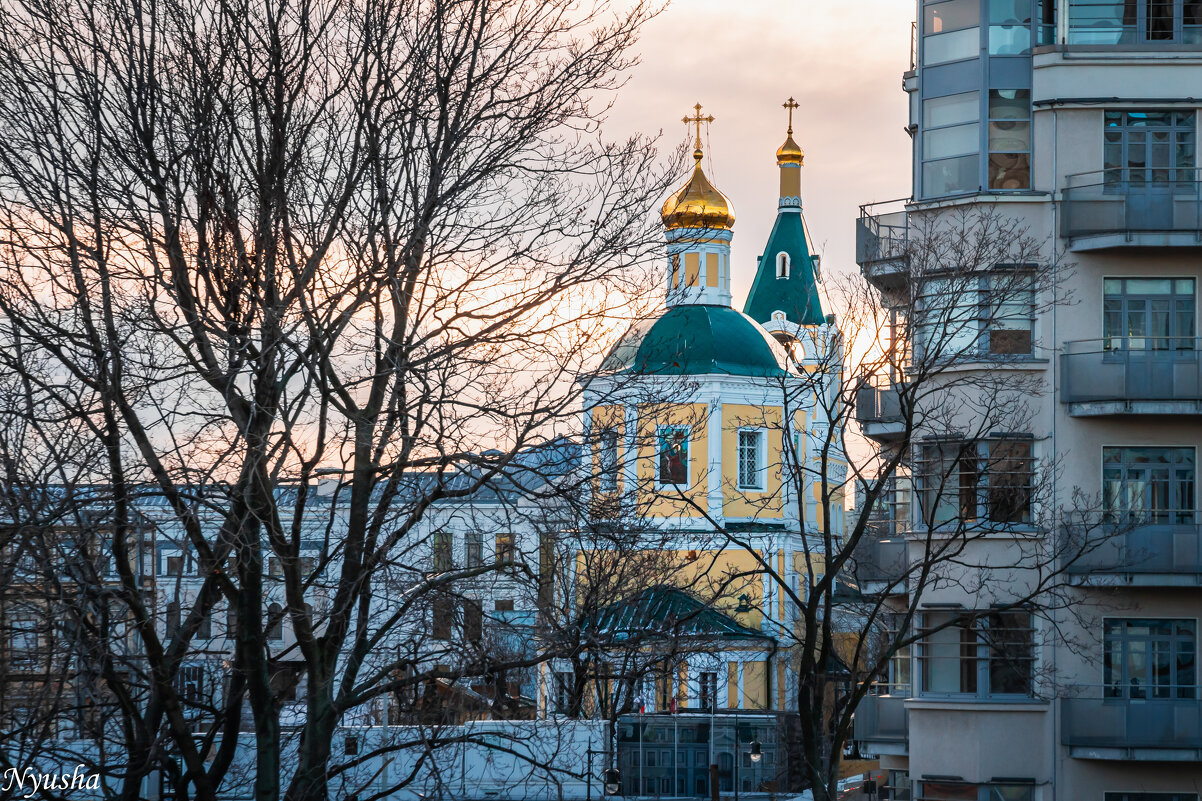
{"left": 577, "top": 101, "right": 845, "bottom": 718}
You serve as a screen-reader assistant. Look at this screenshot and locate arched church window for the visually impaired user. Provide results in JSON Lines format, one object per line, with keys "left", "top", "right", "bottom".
{"left": 776, "top": 252, "right": 790, "bottom": 279}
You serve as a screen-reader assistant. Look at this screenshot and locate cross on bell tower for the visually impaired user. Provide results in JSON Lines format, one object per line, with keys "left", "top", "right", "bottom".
{"left": 783, "top": 97, "right": 800, "bottom": 135}
{"left": 683, "top": 103, "right": 714, "bottom": 162}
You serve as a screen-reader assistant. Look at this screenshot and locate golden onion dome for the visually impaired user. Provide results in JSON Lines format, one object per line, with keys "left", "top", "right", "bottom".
{"left": 776, "top": 133, "right": 804, "bottom": 165}
{"left": 660, "top": 150, "right": 736, "bottom": 231}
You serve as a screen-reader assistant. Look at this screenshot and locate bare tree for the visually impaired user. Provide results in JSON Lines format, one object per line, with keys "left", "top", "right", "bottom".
{"left": 0, "top": 0, "right": 683, "bottom": 799}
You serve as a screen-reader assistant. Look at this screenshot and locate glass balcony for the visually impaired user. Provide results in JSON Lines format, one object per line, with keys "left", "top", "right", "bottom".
{"left": 856, "top": 201, "right": 910, "bottom": 289}
{"left": 853, "top": 691, "right": 909, "bottom": 755}
{"left": 1062, "top": 689, "right": 1202, "bottom": 760}
{"left": 1060, "top": 339, "right": 1202, "bottom": 415}
{"left": 855, "top": 383, "right": 909, "bottom": 441}
{"left": 1060, "top": 171, "right": 1202, "bottom": 250}
{"left": 1064, "top": 519, "right": 1202, "bottom": 586}
{"left": 851, "top": 532, "right": 908, "bottom": 594}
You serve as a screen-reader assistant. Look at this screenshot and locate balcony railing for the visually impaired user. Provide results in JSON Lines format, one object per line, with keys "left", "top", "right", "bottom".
{"left": 855, "top": 384, "right": 907, "bottom": 423}
{"left": 1060, "top": 339, "right": 1202, "bottom": 414}
{"left": 1062, "top": 687, "right": 1202, "bottom": 759}
{"left": 1064, "top": 518, "right": 1202, "bottom": 583}
{"left": 1060, "top": 170, "right": 1202, "bottom": 246}
{"left": 856, "top": 200, "right": 910, "bottom": 288}
{"left": 854, "top": 691, "right": 909, "bottom": 750}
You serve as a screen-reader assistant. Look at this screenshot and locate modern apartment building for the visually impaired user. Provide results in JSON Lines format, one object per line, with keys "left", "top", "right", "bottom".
{"left": 854, "top": 2, "right": 1202, "bottom": 800}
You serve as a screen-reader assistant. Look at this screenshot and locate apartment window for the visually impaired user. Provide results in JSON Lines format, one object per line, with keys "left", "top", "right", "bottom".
{"left": 776, "top": 252, "right": 790, "bottom": 278}
{"left": 990, "top": 0, "right": 1035, "bottom": 54}
{"left": 432, "top": 531, "right": 453, "bottom": 573}
{"left": 463, "top": 599, "right": 483, "bottom": 644}
{"left": 919, "top": 781, "right": 1034, "bottom": 800}
{"left": 494, "top": 598, "right": 515, "bottom": 613}
{"left": 1103, "top": 277, "right": 1196, "bottom": 351}
{"left": 1103, "top": 446, "right": 1196, "bottom": 524}
{"left": 919, "top": 439, "right": 1034, "bottom": 526}
{"left": 919, "top": 611, "right": 1034, "bottom": 697}
{"left": 657, "top": 426, "right": 690, "bottom": 486}
{"left": 1104, "top": 618, "right": 1196, "bottom": 698}
{"left": 175, "top": 665, "right": 205, "bottom": 705}
{"left": 599, "top": 428, "right": 620, "bottom": 493}
{"left": 465, "top": 531, "right": 483, "bottom": 567}
{"left": 267, "top": 603, "right": 283, "bottom": 641}
{"left": 268, "top": 557, "right": 283, "bottom": 577}
{"left": 165, "top": 555, "right": 183, "bottom": 576}
{"left": 344, "top": 735, "right": 359, "bottom": 757}
{"left": 7, "top": 615, "right": 41, "bottom": 669}
{"left": 495, "top": 532, "right": 516, "bottom": 566}
{"left": 917, "top": 273, "right": 1035, "bottom": 359}
{"left": 699, "top": 671, "right": 718, "bottom": 710}
{"left": 432, "top": 596, "right": 454, "bottom": 640}
{"left": 197, "top": 610, "right": 211, "bottom": 640}
{"left": 922, "top": 91, "right": 980, "bottom": 197}
{"left": 226, "top": 603, "right": 238, "bottom": 638}
{"left": 987, "top": 90, "right": 1031, "bottom": 189}
{"left": 1104, "top": 110, "right": 1196, "bottom": 186}
{"left": 1068, "top": 0, "right": 1202, "bottom": 43}
{"left": 298, "top": 556, "right": 316, "bottom": 579}
{"left": 166, "top": 601, "right": 181, "bottom": 637}
{"left": 924, "top": 0, "right": 982, "bottom": 65}
{"left": 737, "top": 429, "right": 766, "bottom": 490}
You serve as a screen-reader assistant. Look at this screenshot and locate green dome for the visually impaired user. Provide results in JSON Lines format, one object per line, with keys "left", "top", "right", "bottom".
{"left": 602, "top": 305, "right": 788, "bottom": 377}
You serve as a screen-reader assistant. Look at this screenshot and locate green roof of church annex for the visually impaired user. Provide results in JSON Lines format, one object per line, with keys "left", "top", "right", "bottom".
{"left": 742, "top": 211, "right": 825, "bottom": 327}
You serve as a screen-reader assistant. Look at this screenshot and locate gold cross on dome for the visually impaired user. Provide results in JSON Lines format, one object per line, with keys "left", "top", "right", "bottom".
{"left": 783, "top": 97, "right": 800, "bottom": 134}
{"left": 683, "top": 103, "right": 714, "bottom": 152}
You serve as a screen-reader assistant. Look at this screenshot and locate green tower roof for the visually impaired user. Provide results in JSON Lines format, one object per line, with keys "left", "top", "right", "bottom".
{"left": 742, "top": 211, "right": 825, "bottom": 327}
{"left": 601, "top": 305, "right": 787, "bottom": 377}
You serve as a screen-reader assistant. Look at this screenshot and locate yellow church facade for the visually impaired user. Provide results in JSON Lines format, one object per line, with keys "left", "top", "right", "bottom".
{"left": 574, "top": 103, "right": 846, "bottom": 715}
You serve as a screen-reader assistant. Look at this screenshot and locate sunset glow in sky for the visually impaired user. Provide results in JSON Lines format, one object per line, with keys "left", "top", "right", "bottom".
{"left": 607, "top": 0, "right": 915, "bottom": 309}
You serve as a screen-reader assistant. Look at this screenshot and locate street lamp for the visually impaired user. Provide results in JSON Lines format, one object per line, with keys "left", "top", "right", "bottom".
{"left": 749, "top": 740, "right": 762, "bottom": 763}
{"left": 604, "top": 768, "right": 622, "bottom": 796}
{"left": 735, "top": 738, "right": 764, "bottom": 801}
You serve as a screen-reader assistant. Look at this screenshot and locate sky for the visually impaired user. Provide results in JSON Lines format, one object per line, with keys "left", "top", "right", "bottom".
{"left": 604, "top": 0, "right": 916, "bottom": 311}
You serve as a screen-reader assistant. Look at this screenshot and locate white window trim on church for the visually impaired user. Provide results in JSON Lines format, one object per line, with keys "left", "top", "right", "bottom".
{"left": 776, "top": 251, "right": 790, "bottom": 279}
{"left": 736, "top": 428, "right": 767, "bottom": 491}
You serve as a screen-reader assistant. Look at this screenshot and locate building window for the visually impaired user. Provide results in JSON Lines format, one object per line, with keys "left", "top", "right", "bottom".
{"left": 1068, "top": 0, "right": 1202, "bottom": 44}
{"left": 432, "top": 596, "right": 454, "bottom": 640}
{"left": 166, "top": 601, "right": 181, "bottom": 637}
{"left": 1104, "top": 110, "right": 1196, "bottom": 187}
{"left": 175, "top": 665, "right": 205, "bottom": 706}
{"left": 1103, "top": 277, "right": 1196, "bottom": 351}
{"left": 918, "top": 272, "right": 1035, "bottom": 360}
{"left": 463, "top": 598, "right": 483, "bottom": 644}
{"left": 226, "top": 602, "right": 238, "bottom": 638}
{"left": 197, "top": 610, "right": 211, "bottom": 640}
{"left": 494, "top": 598, "right": 515, "bottom": 612}
{"left": 776, "top": 252, "right": 790, "bottom": 278}
{"left": 432, "top": 530, "right": 453, "bottom": 573}
{"left": 1104, "top": 618, "right": 1196, "bottom": 698}
{"left": 599, "top": 428, "right": 620, "bottom": 492}
{"left": 267, "top": 603, "right": 283, "bottom": 641}
{"left": 699, "top": 672, "right": 718, "bottom": 711}
{"left": 465, "top": 531, "right": 483, "bottom": 567}
{"left": 737, "top": 429, "right": 766, "bottom": 490}
{"left": 919, "top": 781, "right": 1034, "bottom": 800}
{"left": 918, "top": 438, "right": 1034, "bottom": 526}
{"left": 268, "top": 557, "right": 283, "bottom": 577}
{"left": 990, "top": 0, "right": 1034, "bottom": 54}
{"left": 922, "top": 91, "right": 980, "bottom": 197}
{"left": 923, "top": 0, "right": 981, "bottom": 65}
{"left": 553, "top": 670, "right": 574, "bottom": 714}
{"left": 165, "top": 555, "right": 183, "bottom": 576}
{"left": 1102, "top": 446, "right": 1195, "bottom": 524}
{"left": 344, "top": 735, "right": 359, "bottom": 756}
{"left": 495, "top": 532, "right": 516, "bottom": 566}
{"left": 987, "top": 90, "right": 1031, "bottom": 189}
{"left": 919, "top": 611, "right": 1034, "bottom": 697}
{"left": 657, "top": 426, "right": 690, "bottom": 486}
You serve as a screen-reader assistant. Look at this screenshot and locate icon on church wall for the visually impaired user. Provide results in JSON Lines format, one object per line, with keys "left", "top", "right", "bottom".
{"left": 657, "top": 427, "right": 690, "bottom": 485}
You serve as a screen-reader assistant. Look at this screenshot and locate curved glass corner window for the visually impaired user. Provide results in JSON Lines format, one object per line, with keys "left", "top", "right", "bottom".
{"left": 925, "top": 27, "right": 982, "bottom": 63}
{"left": 990, "top": 24, "right": 1034, "bottom": 52}
{"left": 924, "top": 92, "right": 980, "bottom": 128}
{"left": 987, "top": 90, "right": 1031, "bottom": 189}
{"left": 923, "top": 154, "right": 980, "bottom": 196}
{"left": 1069, "top": 0, "right": 1202, "bottom": 44}
{"left": 926, "top": 0, "right": 982, "bottom": 33}
{"left": 924, "top": 122, "right": 981, "bottom": 160}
